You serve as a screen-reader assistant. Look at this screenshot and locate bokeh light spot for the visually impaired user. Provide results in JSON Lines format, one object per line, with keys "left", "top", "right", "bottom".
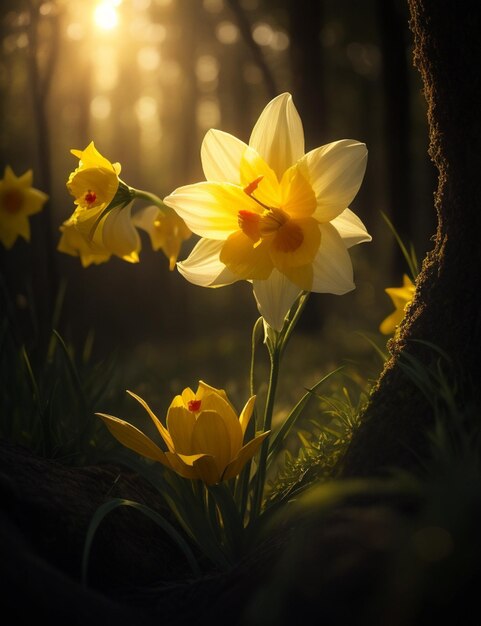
{"left": 138, "top": 46, "right": 161, "bottom": 72}
{"left": 135, "top": 96, "right": 158, "bottom": 122}
{"left": 66, "top": 22, "right": 85, "bottom": 41}
{"left": 216, "top": 21, "right": 239, "bottom": 44}
{"left": 252, "top": 22, "right": 274, "bottom": 46}
{"left": 196, "top": 55, "right": 219, "bottom": 82}
{"left": 90, "top": 95, "right": 111, "bottom": 120}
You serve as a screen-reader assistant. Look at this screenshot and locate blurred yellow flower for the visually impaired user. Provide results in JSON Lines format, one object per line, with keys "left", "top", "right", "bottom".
{"left": 133, "top": 205, "right": 192, "bottom": 270}
{"left": 0, "top": 166, "right": 48, "bottom": 249}
{"left": 98, "top": 381, "right": 269, "bottom": 485}
{"left": 165, "top": 92, "right": 371, "bottom": 330}
{"left": 379, "top": 274, "right": 416, "bottom": 335}
{"left": 63, "top": 141, "right": 140, "bottom": 261}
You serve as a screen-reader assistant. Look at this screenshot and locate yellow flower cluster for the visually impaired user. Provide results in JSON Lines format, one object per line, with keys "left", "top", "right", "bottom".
{"left": 58, "top": 142, "right": 191, "bottom": 268}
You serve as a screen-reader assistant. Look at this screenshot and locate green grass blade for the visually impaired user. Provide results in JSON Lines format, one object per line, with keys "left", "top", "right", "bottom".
{"left": 82, "top": 498, "right": 201, "bottom": 585}
{"left": 267, "top": 366, "right": 344, "bottom": 467}
{"left": 381, "top": 211, "right": 418, "bottom": 280}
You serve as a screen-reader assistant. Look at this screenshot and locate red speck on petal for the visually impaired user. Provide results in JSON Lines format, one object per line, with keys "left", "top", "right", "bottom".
{"left": 188, "top": 399, "right": 202, "bottom": 412}
{"left": 84, "top": 190, "right": 97, "bottom": 205}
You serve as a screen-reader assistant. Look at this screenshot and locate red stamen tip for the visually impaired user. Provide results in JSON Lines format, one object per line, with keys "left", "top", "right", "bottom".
{"left": 188, "top": 399, "right": 202, "bottom": 412}
{"left": 243, "top": 176, "right": 264, "bottom": 196}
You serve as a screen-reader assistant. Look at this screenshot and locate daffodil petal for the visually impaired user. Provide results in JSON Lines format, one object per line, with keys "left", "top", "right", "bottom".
{"left": 223, "top": 431, "right": 270, "bottom": 481}
{"left": 311, "top": 223, "right": 355, "bottom": 294}
{"left": 402, "top": 274, "right": 415, "bottom": 289}
{"left": 252, "top": 270, "right": 302, "bottom": 331}
{"left": 164, "top": 182, "right": 255, "bottom": 239}
{"left": 379, "top": 309, "right": 404, "bottom": 335}
{"left": 177, "top": 238, "right": 239, "bottom": 287}
{"left": 131, "top": 204, "right": 159, "bottom": 231}
{"left": 71, "top": 141, "right": 114, "bottom": 170}
{"left": 385, "top": 285, "right": 414, "bottom": 310}
{"left": 126, "top": 390, "right": 174, "bottom": 452}
{"left": 301, "top": 140, "right": 367, "bottom": 222}
{"left": 220, "top": 231, "right": 273, "bottom": 280}
{"left": 239, "top": 395, "right": 256, "bottom": 436}
{"left": 67, "top": 167, "right": 118, "bottom": 209}
{"left": 201, "top": 129, "right": 248, "bottom": 183}
{"left": 239, "top": 147, "right": 281, "bottom": 208}
{"left": 280, "top": 164, "right": 317, "bottom": 218}
{"left": 192, "top": 455, "right": 222, "bottom": 485}
{"left": 191, "top": 410, "right": 232, "bottom": 476}
{"left": 249, "top": 93, "right": 304, "bottom": 179}
{"left": 57, "top": 221, "right": 111, "bottom": 267}
{"left": 4, "top": 165, "right": 32, "bottom": 187}
{"left": 280, "top": 264, "right": 313, "bottom": 292}
{"left": 100, "top": 203, "right": 140, "bottom": 259}
{"left": 166, "top": 406, "right": 196, "bottom": 455}
{"left": 330, "top": 208, "right": 371, "bottom": 248}
{"left": 23, "top": 188, "right": 49, "bottom": 215}
{"left": 0, "top": 216, "right": 30, "bottom": 248}
{"left": 97, "top": 412, "right": 171, "bottom": 467}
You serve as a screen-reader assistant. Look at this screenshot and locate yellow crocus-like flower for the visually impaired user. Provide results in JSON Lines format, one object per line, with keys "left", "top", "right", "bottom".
{"left": 133, "top": 205, "right": 192, "bottom": 270}
{"left": 0, "top": 166, "right": 48, "bottom": 249}
{"left": 164, "top": 92, "right": 371, "bottom": 330}
{"left": 379, "top": 274, "right": 416, "bottom": 335}
{"left": 98, "top": 381, "right": 270, "bottom": 485}
{"left": 64, "top": 141, "right": 140, "bottom": 261}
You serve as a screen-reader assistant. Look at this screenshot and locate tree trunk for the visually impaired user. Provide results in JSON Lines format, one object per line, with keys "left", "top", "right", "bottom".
{"left": 342, "top": 0, "right": 481, "bottom": 476}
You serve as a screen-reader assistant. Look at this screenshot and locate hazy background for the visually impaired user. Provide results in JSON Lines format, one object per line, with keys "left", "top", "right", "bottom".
{"left": 0, "top": 0, "right": 436, "bottom": 407}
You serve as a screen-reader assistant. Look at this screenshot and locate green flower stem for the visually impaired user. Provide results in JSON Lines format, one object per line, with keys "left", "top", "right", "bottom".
{"left": 131, "top": 188, "right": 169, "bottom": 212}
{"left": 249, "top": 294, "right": 309, "bottom": 523}
{"left": 250, "top": 340, "right": 281, "bottom": 521}
{"left": 235, "top": 316, "right": 263, "bottom": 519}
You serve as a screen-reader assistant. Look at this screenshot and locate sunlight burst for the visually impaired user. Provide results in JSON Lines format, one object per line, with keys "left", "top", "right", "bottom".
{"left": 94, "top": 2, "right": 120, "bottom": 31}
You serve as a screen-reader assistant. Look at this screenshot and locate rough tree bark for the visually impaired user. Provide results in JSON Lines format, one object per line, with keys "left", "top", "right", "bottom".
{"left": 343, "top": 0, "right": 481, "bottom": 476}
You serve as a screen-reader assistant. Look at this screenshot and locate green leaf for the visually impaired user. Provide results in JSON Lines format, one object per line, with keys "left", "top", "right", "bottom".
{"left": 208, "top": 483, "right": 245, "bottom": 560}
{"left": 82, "top": 498, "right": 201, "bottom": 585}
{"left": 267, "top": 366, "right": 344, "bottom": 467}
